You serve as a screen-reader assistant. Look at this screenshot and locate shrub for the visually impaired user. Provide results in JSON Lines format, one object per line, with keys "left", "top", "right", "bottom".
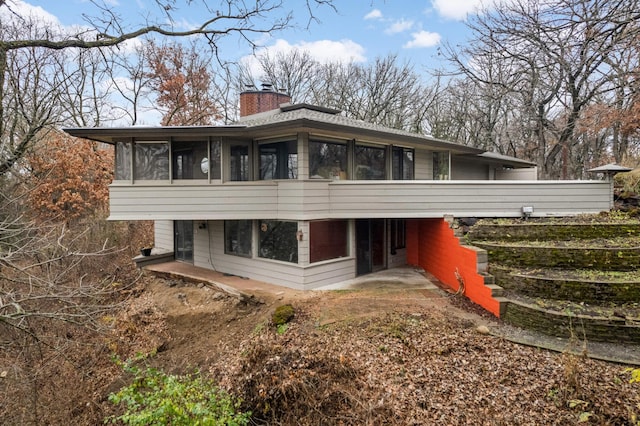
{"left": 272, "top": 304, "right": 295, "bottom": 326}
{"left": 106, "top": 361, "right": 250, "bottom": 425}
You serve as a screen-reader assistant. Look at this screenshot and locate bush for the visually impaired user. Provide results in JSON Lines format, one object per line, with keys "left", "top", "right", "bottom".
{"left": 106, "top": 360, "right": 250, "bottom": 425}
{"left": 272, "top": 304, "right": 295, "bottom": 326}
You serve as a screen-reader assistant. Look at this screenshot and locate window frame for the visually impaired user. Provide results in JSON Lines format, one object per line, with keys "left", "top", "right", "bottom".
{"left": 309, "top": 220, "right": 349, "bottom": 263}
{"left": 258, "top": 140, "right": 298, "bottom": 180}
{"left": 309, "top": 139, "right": 349, "bottom": 180}
{"left": 258, "top": 220, "right": 299, "bottom": 264}
{"left": 354, "top": 143, "right": 386, "bottom": 180}
{"left": 133, "top": 140, "right": 170, "bottom": 181}
{"left": 224, "top": 220, "right": 253, "bottom": 258}
{"left": 392, "top": 146, "right": 415, "bottom": 180}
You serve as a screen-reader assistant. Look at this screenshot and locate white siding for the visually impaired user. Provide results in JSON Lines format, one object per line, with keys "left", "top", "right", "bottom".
{"left": 327, "top": 180, "right": 612, "bottom": 218}
{"left": 496, "top": 167, "right": 538, "bottom": 180}
{"left": 451, "top": 158, "right": 489, "bottom": 180}
{"left": 297, "top": 221, "right": 310, "bottom": 267}
{"left": 189, "top": 220, "right": 357, "bottom": 290}
{"left": 414, "top": 148, "right": 433, "bottom": 180}
{"left": 112, "top": 180, "right": 612, "bottom": 221}
{"left": 109, "top": 182, "right": 279, "bottom": 220}
{"left": 193, "top": 221, "right": 211, "bottom": 268}
{"left": 154, "top": 220, "right": 173, "bottom": 251}
{"left": 297, "top": 132, "right": 309, "bottom": 180}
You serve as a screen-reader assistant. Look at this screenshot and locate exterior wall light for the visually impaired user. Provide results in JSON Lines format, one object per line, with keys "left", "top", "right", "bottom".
{"left": 522, "top": 205, "right": 534, "bottom": 219}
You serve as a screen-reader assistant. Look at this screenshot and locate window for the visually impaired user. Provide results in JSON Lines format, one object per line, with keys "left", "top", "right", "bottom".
{"left": 392, "top": 147, "right": 414, "bottom": 180}
{"left": 134, "top": 141, "right": 169, "bottom": 180}
{"left": 355, "top": 144, "right": 386, "bottom": 180}
{"left": 230, "top": 144, "right": 250, "bottom": 181}
{"left": 259, "top": 220, "right": 298, "bottom": 263}
{"left": 224, "top": 220, "right": 252, "bottom": 257}
{"left": 115, "top": 141, "right": 132, "bottom": 180}
{"left": 390, "top": 219, "right": 406, "bottom": 254}
{"left": 433, "top": 151, "right": 450, "bottom": 180}
{"left": 172, "top": 141, "right": 208, "bottom": 180}
{"left": 309, "top": 140, "right": 348, "bottom": 179}
{"left": 259, "top": 141, "right": 297, "bottom": 180}
{"left": 210, "top": 140, "right": 221, "bottom": 179}
{"left": 310, "top": 220, "right": 348, "bottom": 263}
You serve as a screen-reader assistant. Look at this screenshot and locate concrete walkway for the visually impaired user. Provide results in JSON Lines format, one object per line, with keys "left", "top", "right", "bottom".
{"left": 315, "top": 266, "right": 440, "bottom": 291}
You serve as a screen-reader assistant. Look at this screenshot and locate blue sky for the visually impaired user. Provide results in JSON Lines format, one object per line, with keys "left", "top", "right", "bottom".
{"left": 7, "top": 0, "right": 484, "bottom": 74}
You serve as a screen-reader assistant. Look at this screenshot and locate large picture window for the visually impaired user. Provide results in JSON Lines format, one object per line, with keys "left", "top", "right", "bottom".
{"left": 392, "top": 147, "right": 414, "bottom": 180}
{"left": 309, "top": 140, "right": 348, "bottom": 179}
{"left": 134, "top": 141, "right": 169, "bottom": 180}
{"left": 355, "top": 144, "right": 386, "bottom": 180}
{"left": 115, "top": 141, "right": 132, "bottom": 180}
{"left": 310, "top": 220, "right": 348, "bottom": 263}
{"left": 224, "top": 220, "right": 252, "bottom": 257}
{"left": 259, "top": 220, "right": 298, "bottom": 263}
{"left": 259, "top": 141, "right": 297, "bottom": 180}
{"left": 172, "top": 141, "right": 208, "bottom": 180}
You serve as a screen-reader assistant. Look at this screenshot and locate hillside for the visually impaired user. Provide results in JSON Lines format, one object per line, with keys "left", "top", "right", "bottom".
{"left": 2, "top": 243, "right": 640, "bottom": 424}
{"left": 97, "top": 273, "right": 640, "bottom": 425}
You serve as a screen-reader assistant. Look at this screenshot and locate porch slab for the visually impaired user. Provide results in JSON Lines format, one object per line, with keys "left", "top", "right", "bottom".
{"left": 314, "top": 266, "right": 440, "bottom": 291}
{"left": 143, "top": 262, "right": 439, "bottom": 296}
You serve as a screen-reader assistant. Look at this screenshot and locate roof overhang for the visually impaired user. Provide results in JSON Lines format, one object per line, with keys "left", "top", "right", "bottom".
{"left": 63, "top": 125, "right": 249, "bottom": 144}
{"left": 63, "top": 120, "right": 483, "bottom": 155}
{"left": 471, "top": 152, "right": 538, "bottom": 168}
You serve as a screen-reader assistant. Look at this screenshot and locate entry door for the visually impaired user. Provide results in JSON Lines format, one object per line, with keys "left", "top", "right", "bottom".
{"left": 356, "top": 219, "right": 386, "bottom": 275}
{"left": 174, "top": 220, "right": 194, "bottom": 262}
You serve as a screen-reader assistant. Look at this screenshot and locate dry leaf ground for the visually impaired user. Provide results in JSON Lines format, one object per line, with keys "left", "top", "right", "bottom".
{"left": 141, "top": 276, "right": 640, "bottom": 425}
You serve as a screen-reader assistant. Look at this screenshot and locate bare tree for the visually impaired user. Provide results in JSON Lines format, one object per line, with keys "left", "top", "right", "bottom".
{"left": 0, "top": 0, "right": 336, "bottom": 175}
{"left": 444, "top": 0, "right": 640, "bottom": 178}
{"left": 0, "top": 2, "right": 336, "bottom": 421}
{"left": 255, "top": 49, "right": 318, "bottom": 102}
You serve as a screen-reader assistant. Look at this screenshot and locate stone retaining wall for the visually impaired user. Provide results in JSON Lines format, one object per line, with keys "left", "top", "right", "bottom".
{"left": 467, "top": 223, "right": 640, "bottom": 241}
{"left": 473, "top": 243, "right": 640, "bottom": 271}
{"left": 491, "top": 266, "right": 640, "bottom": 303}
{"left": 503, "top": 300, "right": 640, "bottom": 344}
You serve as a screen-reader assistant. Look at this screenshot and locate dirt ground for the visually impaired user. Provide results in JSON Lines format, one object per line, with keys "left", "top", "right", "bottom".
{"left": 121, "top": 273, "right": 640, "bottom": 425}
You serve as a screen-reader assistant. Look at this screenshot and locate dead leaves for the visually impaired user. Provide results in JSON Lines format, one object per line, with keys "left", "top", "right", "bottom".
{"left": 219, "top": 307, "right": 640, "bottom": 425}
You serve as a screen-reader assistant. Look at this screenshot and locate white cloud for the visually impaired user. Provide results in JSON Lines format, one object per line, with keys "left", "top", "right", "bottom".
{"left": 385, "top": 19, "right": 414, "bottom": 34}
{"left": 364, "top": 9, "right": 383, "bottom": 20}
{"left": 0, "top": 0, "right": 61, "bottom": 26}
{"left": 431, "top": 0, "right": 486, "bottom": 20}
{"left": 243, "top": 38, "right": 367, "bottom": 76}
{"left": 403, "top": 30, "right": 441, "bottom": 48}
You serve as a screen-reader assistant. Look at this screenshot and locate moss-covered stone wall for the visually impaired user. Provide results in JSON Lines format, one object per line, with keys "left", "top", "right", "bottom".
{"left": 467, "top": 223, "right": 640, "bottom": 242}
{"left": 491, "top": 267, "right": 640, "bottom": 303}
{"left": 473, "top": 243, "right": 640, "bottom": 271}
{"left": 503, "top": 301, "right": 640, "bottom": 344}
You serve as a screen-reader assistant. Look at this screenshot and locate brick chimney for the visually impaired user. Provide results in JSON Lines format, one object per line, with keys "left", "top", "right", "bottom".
{"left": 239, "top": 83, "right": 291, "bottom": 117}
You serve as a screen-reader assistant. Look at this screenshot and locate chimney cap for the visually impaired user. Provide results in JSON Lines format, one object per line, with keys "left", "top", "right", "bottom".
{"left": 261, "top": 83, "right": 273, "bottom": 91}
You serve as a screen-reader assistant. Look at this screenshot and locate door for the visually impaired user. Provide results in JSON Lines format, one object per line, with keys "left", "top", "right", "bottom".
{"left": 356, "top": 219, "right": 386, "bottom": 275}
{"left": 174, "top": 220, "right": 194, "bottom": 262}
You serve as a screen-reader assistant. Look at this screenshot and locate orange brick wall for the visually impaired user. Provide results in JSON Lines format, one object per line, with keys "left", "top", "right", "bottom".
{"left": 407, "top": 218, "right": 501, "bottom": 317}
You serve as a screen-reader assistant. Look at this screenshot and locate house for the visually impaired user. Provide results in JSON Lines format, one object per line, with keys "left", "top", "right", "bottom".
{"left": 64, "top": 88, "right": 612, "bottom": 316}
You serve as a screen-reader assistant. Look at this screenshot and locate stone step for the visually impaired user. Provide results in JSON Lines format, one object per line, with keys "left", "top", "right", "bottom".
{"left": 467, "top": 222, "right": 640, "bottom": 241}
{"left": 501, "top": 297, "right": 640, "bottom": 344}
